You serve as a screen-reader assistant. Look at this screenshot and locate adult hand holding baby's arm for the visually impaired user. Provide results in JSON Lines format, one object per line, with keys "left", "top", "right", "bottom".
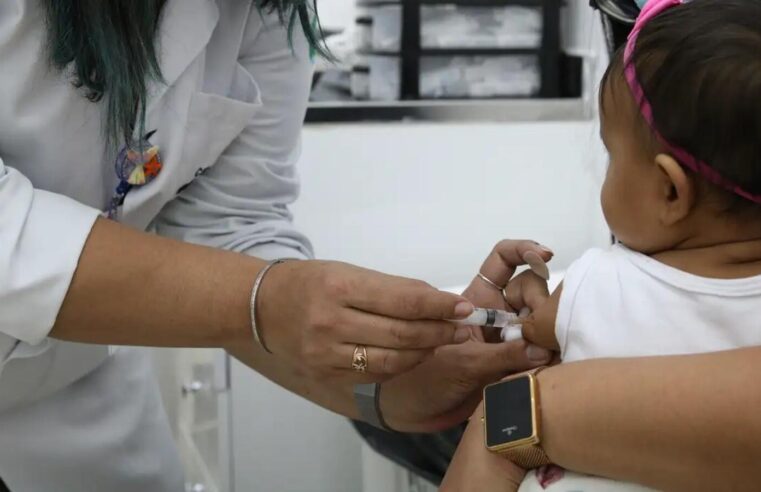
{"left": 465, "top": 238, "right": 561, "bottom": 355}
{"left": 463, "top": 239, "right": 553, "bottom": 342}
{"left": 378, "top": 240, "right": 554, "bottom": 433}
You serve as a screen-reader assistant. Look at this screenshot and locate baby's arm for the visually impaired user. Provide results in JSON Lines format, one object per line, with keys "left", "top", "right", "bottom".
{"left": 521, "top": 283, "right": 563, "bottom": 352}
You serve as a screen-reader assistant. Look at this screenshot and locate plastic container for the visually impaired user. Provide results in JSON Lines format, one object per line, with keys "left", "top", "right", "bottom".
{"left": 421, "top": 6, "right": 542, "bottom": 49}
{"left": 351, "top": 56, "right": 401, "bottom": 101}
{"left": 419, "top": 55, "right": 541, "bottom": 98}
{"left": 354, "top": 5, "right": 403, "bottom": 51}
{"left": 350, "top": 67, "right": 370, "bottom": 100}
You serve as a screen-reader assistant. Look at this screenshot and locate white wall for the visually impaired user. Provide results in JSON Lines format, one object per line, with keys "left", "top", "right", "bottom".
{"left": 230, "top": 368, "right": 362, "bottom": 492}
{"left": 295, "top": 120, "right": 610, "bottom": 287}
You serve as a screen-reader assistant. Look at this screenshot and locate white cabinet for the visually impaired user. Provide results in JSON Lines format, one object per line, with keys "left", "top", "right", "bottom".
{"left": 230, "top": 362, "right": 364, "bottom": 492}
{"left": 178, "top": 349, "right": 232, "bottom": 492}
{"left": 153, "top": 348, "right": 232, "bottom": 492}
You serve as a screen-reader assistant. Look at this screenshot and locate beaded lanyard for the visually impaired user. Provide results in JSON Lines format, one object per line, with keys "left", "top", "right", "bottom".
{"left": 105, "top": 130, "right": 163, "bottom": 219}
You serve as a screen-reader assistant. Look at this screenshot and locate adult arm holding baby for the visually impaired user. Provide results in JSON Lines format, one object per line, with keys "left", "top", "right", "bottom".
{"left": 532, "top": 348, "right": 761, "bottom": 491}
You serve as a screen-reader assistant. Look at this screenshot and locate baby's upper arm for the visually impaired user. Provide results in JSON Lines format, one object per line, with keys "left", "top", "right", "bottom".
{"left": 521, "top": 282, "right": 562, "bottom": 351}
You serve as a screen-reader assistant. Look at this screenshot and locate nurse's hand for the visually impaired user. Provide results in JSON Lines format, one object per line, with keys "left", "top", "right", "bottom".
{"left": 256, "top": 260, "right": 475, "bottom": 382}
{"left": 463, "top": 239, "right": 553, "bottom": 342}
{"left": 379, "top": 336, "right": 551, "bottom": 432}
{"left": 377, "top": 240, "right": 554, "bottom": 432}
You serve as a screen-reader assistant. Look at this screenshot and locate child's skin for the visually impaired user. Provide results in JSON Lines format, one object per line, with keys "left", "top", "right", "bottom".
{"left": 441, "top": 68, "right": 761, "bottom": 492}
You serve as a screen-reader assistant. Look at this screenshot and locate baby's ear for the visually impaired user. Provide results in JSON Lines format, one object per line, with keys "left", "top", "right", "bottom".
{"left": 521, "top": 284, "right": 562, "bottom": 351}
{"left": 655, "top": 153, "right": 696, "bottom": 225}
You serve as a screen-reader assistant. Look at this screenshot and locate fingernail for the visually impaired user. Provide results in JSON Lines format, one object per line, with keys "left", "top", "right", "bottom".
{"left": 454, "top": 301, "right": 474, "bottom": 318}
{"left": 526, "top": 344, "right": 551, "bottom": 362}
{"left": 454, "top": 326, "right": 471, "bottom": 343}
{"left": 523, "top": 251, "right": 551, "bottom": 281}
{"left": 519, "top": 307, "right": 532, "bottom": 318}
{"left": 538, "top": 244, "right": 554, "bottom": 255}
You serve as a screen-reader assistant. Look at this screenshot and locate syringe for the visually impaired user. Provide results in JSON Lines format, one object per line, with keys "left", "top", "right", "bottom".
{"left": 450, "top": 307, "right": 524, "bottom": 341}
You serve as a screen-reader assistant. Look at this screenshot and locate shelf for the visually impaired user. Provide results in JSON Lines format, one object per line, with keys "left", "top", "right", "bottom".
{"left": 357, "top": 0, "right": 548, "bottom": 6}
{"left": 357, "top": 48, "right": 541, "bottom": 56}
{"left": 305, "top": 98, "right": 589, "bottom": 123}
{"left": 337, "top": 0, "right": 565, "bottom": 107}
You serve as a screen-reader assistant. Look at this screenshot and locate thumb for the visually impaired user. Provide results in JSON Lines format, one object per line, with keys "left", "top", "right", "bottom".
{"left": 463, "top": 339, "right": 552, "bottom": 383}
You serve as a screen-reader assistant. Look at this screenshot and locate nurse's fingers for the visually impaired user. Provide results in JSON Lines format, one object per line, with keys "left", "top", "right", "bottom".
{"left": 334, "top": 344, "right": 433, "bottom": 376}
{"left": 340, "top": 310, "right": 471, "bottom": 349}
{"left": 461, "top": 274, "right": 512, "bottom": 311}
{"left": 478, "top": 240, "right": 554, "bottom": 290}
{"left": 503, "top": 270, "right": 550, "bottom": 313}
{"left": 343, "top": 268, "right": 473, "bottom": 322}
{"left": 444, "top": 338, "right": 552, "bottom": 383}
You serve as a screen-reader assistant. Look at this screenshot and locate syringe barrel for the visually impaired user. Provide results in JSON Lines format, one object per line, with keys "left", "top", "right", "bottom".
{"left": 456, "top": 308, "right": 520, "bottom": 328}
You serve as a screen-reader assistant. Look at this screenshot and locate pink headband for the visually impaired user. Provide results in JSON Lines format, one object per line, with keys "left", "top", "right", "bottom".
{"left": 623, "top": 0, "right": 761, "bottom": 204}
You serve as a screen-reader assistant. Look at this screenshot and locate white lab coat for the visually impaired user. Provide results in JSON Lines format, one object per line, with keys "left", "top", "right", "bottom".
{"left": 0, "top": 0, "right": 314, "bottom": 489}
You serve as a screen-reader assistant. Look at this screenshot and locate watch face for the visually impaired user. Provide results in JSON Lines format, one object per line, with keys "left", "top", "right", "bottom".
{"left": 484, "top": 376, "right": 535, "bottom": 449}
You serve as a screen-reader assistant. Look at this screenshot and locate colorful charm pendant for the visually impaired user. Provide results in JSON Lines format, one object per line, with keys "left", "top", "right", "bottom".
{"left": 106, "top": 130, "right": 162, "bottom": 219}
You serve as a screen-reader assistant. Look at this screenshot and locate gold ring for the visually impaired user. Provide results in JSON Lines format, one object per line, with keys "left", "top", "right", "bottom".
{"left": 352, "top": 345, "right": 368, "bottom": 373}
{"left": 477, "top": 272, "right": 505, "bottom": 291}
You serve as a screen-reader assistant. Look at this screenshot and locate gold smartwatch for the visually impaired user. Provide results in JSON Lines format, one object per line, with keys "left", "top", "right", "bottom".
{"left": 483, "top": 367, "right": 551, "bottom": 469}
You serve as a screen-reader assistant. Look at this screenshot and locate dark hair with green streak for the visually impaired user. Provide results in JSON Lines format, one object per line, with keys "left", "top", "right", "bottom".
{"left": 42, "top": 0, "right": 327, "bottom": 149}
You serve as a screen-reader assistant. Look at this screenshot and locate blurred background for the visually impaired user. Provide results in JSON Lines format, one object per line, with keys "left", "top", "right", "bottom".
{"left": 153, "top": 1, "right": 613, "bottom": 490}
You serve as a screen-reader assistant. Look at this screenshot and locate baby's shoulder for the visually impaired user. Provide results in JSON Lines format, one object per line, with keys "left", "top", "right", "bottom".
{"left": 562, "top": 245, "right": 634, "bottom": 292}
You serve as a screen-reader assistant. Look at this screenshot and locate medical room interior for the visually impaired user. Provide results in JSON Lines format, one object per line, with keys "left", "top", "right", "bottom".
{"left": 156, "top": 1, "right": 612, "bottom": 491}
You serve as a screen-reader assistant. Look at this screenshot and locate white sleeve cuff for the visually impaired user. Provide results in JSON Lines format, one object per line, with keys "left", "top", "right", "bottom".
{"left": 0, "top": 166, "right": 100, "bottom": 345}
{"left": 242, "top": 241, "right": 311, "bottom": 262}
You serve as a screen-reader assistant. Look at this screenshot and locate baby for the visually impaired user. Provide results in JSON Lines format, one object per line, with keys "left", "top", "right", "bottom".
{"left": 448, "top": 0, "right": 761, "bottom": 490}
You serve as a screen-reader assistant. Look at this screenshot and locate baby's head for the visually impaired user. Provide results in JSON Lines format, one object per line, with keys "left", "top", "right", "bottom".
{"left": 598, "top": 0, "right": 761, "bottom": 254}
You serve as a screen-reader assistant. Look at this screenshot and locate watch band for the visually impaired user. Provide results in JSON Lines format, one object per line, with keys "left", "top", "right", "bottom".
{"left": 353, "top": 383, "right": 392, "bottom": 431}
{"left": 523, "top": 366, "right": 547, "bottom": 379}
{"left": 500, "top": 444, "right": 551, "bottom": 469}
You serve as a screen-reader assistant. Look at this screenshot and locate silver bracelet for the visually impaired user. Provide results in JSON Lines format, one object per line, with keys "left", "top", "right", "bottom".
{"left": 250, "top": 259, "right": 288, "bottom": 354}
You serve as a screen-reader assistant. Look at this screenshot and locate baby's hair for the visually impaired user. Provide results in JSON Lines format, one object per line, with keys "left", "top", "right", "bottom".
{"left": 600, "top": 0, "right": 761, "bottom": 217}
